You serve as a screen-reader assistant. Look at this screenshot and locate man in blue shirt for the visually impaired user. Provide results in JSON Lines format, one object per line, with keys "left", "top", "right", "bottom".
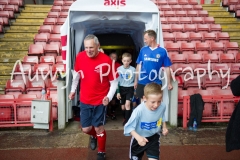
{"left": 134, "top": 29, "right": 173, "bottom": 100}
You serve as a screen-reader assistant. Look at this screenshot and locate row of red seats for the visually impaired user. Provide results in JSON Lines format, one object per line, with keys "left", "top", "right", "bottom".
{"left": 162, "top": 24, "right": 222, "bottom": 33}
{"left": 170, "top": 53, "right": 238, "bottom": 64}
{"left": 53, "top": 0, "right": 74, "bottom": 6}
{"left": 165, "top": 41, "right": 238, "bottom": 53}
{"left": 44, "top": 17, "right": 66, "bottom": 25}
{"left": 0, "top": 10, "right": 15, "bottom": 19}
{"left": 161, "top": 10, "right": 210, "bottom": 17}
{"left": 0, "top": 0, "right": 23, "bottom": 6}
{"left": 38, "top": 25, "right": 60, "bottom": 34}
{"left": 34, "top": 32, "right": 61, "bottom": 43}
{"left": 47, "top": 11, "right": 67, "bottom": 18}
{"left": 51, "top": 5, "right": 69, "bottom": 12}
{"left": 171, "top": 63, "right": 240, "bottom": 75}
{"left": 222, "top": 0, "right": 240, "bottom": 7}
{"left": 0, "top": 17, "right": 9, "bottom": 25}
{"left": 22, "top": 55, "right": 63, "bottom": 65}
{"left": 162, "top": 16, "right": 214, "bottom": 24}
{"left": 152, "top": 0, "right": 198, "bottom": 5}
{"left": 163, "top": 32, "right": 231, "bottom": 43}
{"left": 158, "top": 4, "right": 202, "bottom": 11}
{"left": 0, "top": 4, "right": 19, "bottom": 12}
{"left": 28, "top": 44, "right": 61, "bottom": 58}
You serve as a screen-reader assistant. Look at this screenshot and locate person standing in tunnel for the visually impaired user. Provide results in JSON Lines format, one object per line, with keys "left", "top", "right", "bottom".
{"left": 68, "top": 34, "right": 118, "bottom": 160}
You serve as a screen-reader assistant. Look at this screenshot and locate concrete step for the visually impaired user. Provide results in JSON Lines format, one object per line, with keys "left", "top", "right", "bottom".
{"left": 230, "top": 38, "right": 240, "bottom": 46}
{"left": 25, "top": 4, "right": 52, "bottom": 8}
{"left": 222, "top": 28, "right": 240, "bottom": 32}
{"left": 6, "top": 29, "right": 38, "bottom": 33}
{"left": 202, "top": 6, "right": 226, "bottom": 11}
{"left": 225, "top": 31, "right": 240, "bottom": 38}
{"left": 20, "top": 12, "right": 48, "bottom": 17}
{"left": 214, "top": 17, "right": 238, "bottom": 22}
{"left": 10, "top": 26, "right": 40, "bottom": 30}
{"left": 0, "top": 42, "right": 32, "bottom": 47}
{"left": 3, "top": 33, "right": 36, "bottom": 39}
{"left": 12, "top": 22, "right": 43, "bottom": 26}
{"left": 208, "top": 11, "right": 233, "bottom": 17}
{"left": 221, "top": 24, "right": 240, "bottom": 29}
{"left": 0, "top": 84, "right": 5, "bottom": 91}
{"left": 15, "top": 19, "right": 44, "bottom": 23}
{"left": 17, "top": 15, "right": 47, "bottom": 19}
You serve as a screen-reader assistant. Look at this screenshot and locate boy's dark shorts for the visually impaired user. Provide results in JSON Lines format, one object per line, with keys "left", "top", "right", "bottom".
{"left": 80, "top": 102, "right": 106, "bottom": 128}
{"left": 130, "top": 133, "right": 160, "bottom": 160}
{"left": 119, "top": 86, "right": 134, "bottom": 105}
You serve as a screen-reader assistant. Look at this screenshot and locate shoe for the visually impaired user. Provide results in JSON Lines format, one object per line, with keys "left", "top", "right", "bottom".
{"left": 111, "top": 114, "right": 116, "bottom": 120}
{"left": 90, "top": 136, "right": 97, "bottom": 150}
{"left": 97, "top": 152, "right": 106, "bottom": 160}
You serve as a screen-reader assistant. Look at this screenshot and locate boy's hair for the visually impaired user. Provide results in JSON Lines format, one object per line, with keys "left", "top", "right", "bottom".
{"left": 144, "top": 30, "right": 157, "bottom": 40}
{"left": 144, "top": 83, "right": 162, "bottom": 97}
{"left": 122, "top": 52, "right": 132, "bottom": 59}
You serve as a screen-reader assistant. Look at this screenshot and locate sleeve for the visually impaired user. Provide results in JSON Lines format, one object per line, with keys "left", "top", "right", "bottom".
{"left": 136, "top": 49, "right": 143, "bottom": 64}
{"left": 123, "top": 109, "right": 140, "bottom": 136}
{"left": 163, "top": 49, "right": 172, "bottom": 67}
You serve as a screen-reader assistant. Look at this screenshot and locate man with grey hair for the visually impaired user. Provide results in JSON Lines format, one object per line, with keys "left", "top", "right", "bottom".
{"left": 69, "top": 34, "right": 118, "bottom": 160}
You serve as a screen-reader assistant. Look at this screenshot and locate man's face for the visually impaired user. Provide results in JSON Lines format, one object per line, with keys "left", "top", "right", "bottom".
{"left": 144, "top": 33, "right": 153, "bottom": 46}
{"left": 84, "top": 39, "right": 99, "bottom": 58}
{"left": 110, "top": 53, "right": 118, "bottom": 61}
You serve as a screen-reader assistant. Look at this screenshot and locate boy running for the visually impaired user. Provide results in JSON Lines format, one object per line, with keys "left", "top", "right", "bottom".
{"left": 124, "top": 83, "right": 168, "bottom": 160}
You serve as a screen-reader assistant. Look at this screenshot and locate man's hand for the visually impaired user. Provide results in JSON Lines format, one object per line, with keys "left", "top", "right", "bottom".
{"left": 168, "top": 83, "right": 173, "bottom": 90}
{"left": 137, "top": 136, "right": 148, "bottom": 146}
{"left": 116, "top": 93, "right": 121, "bottom": 100}
{"left": 102, "top": 96, "right": 109, "bottom": 106}
{"left": 162, "top": 127, "right": 168, "bottom": 136}
{"left": 69, "top": 92, "right": 75, "bottom": 100}
{"left": 134, "top": 81, "right": 138, "bottom": 90}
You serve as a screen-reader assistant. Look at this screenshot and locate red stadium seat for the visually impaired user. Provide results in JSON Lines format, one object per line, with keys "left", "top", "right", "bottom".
{"left": 47, "top": 12, "right": 59, "bottom": 18}
{"left": 52, "top": 25, "right": 61, "bottom": 34}
{"left": 28, "top": 44, "right": 44, "bottom": 57}
{"left": 168, "top": 0, "right": 178, "bottom": 5}
{"left": 236, "top": 53, "right": 240, "bottom": 63}
{"left": 40, "top": 56, "right": 55, "bottom": 65}
{"left": 178, "top": 17, "right": 191, "bottom": 24}
{"left": 22, "top": 56, "right": 39, "bottom": 65}
{"left": 162, "top": 24, "right": 171, "bottom": 32}
{"left": 59, "top": 12, "right": 68, "bottom": 18}
{"left": 52, "top": 64, "right": 65, "bottom": 75}
{"left": 198, "top": 10, "right": 209, "bottom": 17}
{"left": 182, "top": 4, "right": 193, "bottom": 11}
{"left": 175, "top": 32, "right": 189, "bottom": 43}
{"left": 171, "top": 63, "right": 194, "bottom": 75}
{"left": 183, "top": 24, "right": 196, "bottom": 33}
{"left": 163, "top": 32, "right": 175, "bottom": 42}
{"left": 230, "top": 63, "right": 240, "bottom": 74}
{"left": 5, "top": 79, "right": 25, "bottom": 93}
{"left": 0, "top": 5, "right": 3, "bottom": 11}
{"left": 33, "top": 63, "right": 51, "bottom": 75}
{"left": 187, "top": 54, "right": 202, "bottom": 63}
{"left": 196, "top": 24, "right": 210, "bottom": 33}
{"left": 51, "top": 6, "right": 61, "bottom": 12}
{"left": 187, "top": 10, "right": 198, "bottom": 17}
{"left": 34, "top": 33, "right": 49, "bottom": 42}
{"left": 171, "top": 5, "right": 182, "bottom": 11}
{"left": 210, "top": 42, "right": 224, "bottom": 55}
{"left": 43, "top": 18, "right": 56, "bottom": 25}
{"left": 192, "top": 63, "right": 209, "bottom": 74}
{"left": 171, "top": 24, "right": 183, "bottom": 33}
{"left": 178, "top": 0, "right": 188, "bottom": 5}
{"left": 219, "top": 53, "right": 235, "bottom": 63}
{"left": 202, "top": 32, "right": 217, "bottom": 45}
{"left": 165, "top": 42, "right": 180, "bottom": 54}
{"left": 44, "top": 44, "right": 60, "bottom": 57}
{"left": 53, "top": 0, "right": 64, "bottom": 6}
{"left": 175, "top": 11, "right": 187, "bottom": 17}
{"left": 3, "top": 5, "right": 18, "bottom": 12}
{"left": 192, "top": 17, "right": 204, "bottom": 24}
{"left": 188, "top": 0, "right": 198, "bottom": 5}
{"left": 0, "top": 0, "right": 9, "bottom": 5}
{"left": 195, "top": 42, "right": 210, "bottom": 55}
{"left": 222, "top": 74, "right": 239, "bottom": 88}
{"left": 164, "top": 11, "right": 175, "bottom": 17}
{"left": 217, "top": 32, "right": 230, "bottom": 44}
{"left": 193, "top": 4, "right": 203, "bottom": 10}
{"left": 61, "top": 6, "right": 70, "bottom": 12}
{"left": 160, "top": 5, "right": 171, "bottom": 11}
{"left": 0, "top": 11, "right": 10, "bottom": 18}
{"left": 48, "top": 34, "right": 61, "bottom": 42}
{"left": 189, "top": 32, "right": 202, "bottom": 44}
{"left": 212, "top": 63, "right": 230, "bottom": 74}
{"left": 63, "top": 0, "right": 74, "bottom": 6}
{"left": 167, "top": 17, "right": 179, "bottom": 24}
{"left": 203, "top": 17, "right": 215, "bottom": 24}
{"left": 184, "top": 75, "right": 203, "bottom": 89}
{"left": 171, "top": 54, "right": 187, "bottom": 63}
{"left": 56, "top": 56, "right": 63, "bottom": 64}
{"left": 181, "top": 43, "right": 195, "bottom": 55}
{"left": 202, "top": 53, "right": 219, "bottom": 63}
{"left": 38, "top": 25, "right": 52, "bottom": 33}
{"left": 158, "top": 0, "right": 168, "bottom": 5}
{"left": 161, "top": 17, "right": 168, "bottom": 24}
{"left": 209, "top": 24, "right": 222, "bottom": 33}
{"left": 26, "top": 79, "right": 45, "bottom": 92}
{"left": 203, "top": 75, "right": 222, "bottom": 89}
{"left": 9, "top": 0, "right": 23, "bottom": 6}
{"left": 56, "top": 18, "right": 66, "bottom": 25}
{"left": 225, "top": 42, "right": 239, "bottom": 55}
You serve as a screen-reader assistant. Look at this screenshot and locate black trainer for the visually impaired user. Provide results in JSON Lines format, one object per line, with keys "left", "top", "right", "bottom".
{"left": 97, "top": 152, "right": 106, "bottom": 160}
{"left": 90, "top": 136, "right": 97, "bottom": 150}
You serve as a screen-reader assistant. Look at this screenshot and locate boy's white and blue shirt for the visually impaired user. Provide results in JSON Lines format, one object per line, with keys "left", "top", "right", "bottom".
{"left": 136, "top": 46, "right": 172, "bottom": 85}
{"left": 117, "top": 65, "right": 135, "bottom": 87}
{"left": 124, "top": 102, "right": 166, "bottom": 137}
